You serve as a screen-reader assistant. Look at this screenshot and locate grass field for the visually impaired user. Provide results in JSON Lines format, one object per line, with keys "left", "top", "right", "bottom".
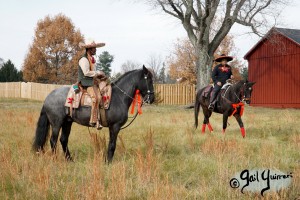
{"left": 0, "top": 98, "right": 299, "bottom": 199}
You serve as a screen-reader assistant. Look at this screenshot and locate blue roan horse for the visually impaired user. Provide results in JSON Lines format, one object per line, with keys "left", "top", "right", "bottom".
{"left": 33, "top": 66, "right": 155, "bottom": 163}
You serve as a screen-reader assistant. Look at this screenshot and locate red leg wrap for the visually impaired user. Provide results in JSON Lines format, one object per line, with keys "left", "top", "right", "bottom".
{"left": 222, "top": 129, "right": 226, "bottom": 134}
{"left": 241, "top": 127, "right": 246, "bottom": 138}
{"left": 201, "top": 124, "right": 206, "bottom": 133}
{"left": 207, "top": 123, "right": 213, "bottom": 132}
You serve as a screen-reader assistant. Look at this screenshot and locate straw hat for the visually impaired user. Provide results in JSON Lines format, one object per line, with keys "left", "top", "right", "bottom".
{"left": 79, "top": 38, "right": 105, "bottom": 49}
{"left": 214, "top": 54, "right": 233, "bottom": 62}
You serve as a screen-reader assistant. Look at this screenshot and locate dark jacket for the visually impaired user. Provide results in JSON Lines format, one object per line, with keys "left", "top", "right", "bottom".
{"left": 211, "top": 64, "right": 232, "bottom": 85}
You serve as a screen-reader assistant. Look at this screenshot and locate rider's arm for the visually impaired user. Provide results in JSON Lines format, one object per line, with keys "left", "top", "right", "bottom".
{"left": 79, "top": 57, "right": 100, "bottom": 77}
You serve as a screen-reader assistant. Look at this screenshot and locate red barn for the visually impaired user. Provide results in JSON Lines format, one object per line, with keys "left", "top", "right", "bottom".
{"left": 244, "top": 27, "right": 300, "bottom": 108}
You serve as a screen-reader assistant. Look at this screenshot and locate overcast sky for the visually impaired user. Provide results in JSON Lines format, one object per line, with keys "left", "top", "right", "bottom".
{"left": 0, "top": 0, "right": 299, "bottom": 74}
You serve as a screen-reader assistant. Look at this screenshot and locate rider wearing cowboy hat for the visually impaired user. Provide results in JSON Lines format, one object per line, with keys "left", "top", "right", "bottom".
{"left": 78, "top": 38, "right": 105, "bottom": 129}
{"left": 208, "top": 54, "right": 234, "bottom": 110}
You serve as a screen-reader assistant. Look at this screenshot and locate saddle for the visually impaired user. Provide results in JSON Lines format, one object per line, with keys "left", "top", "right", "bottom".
{"left": 202, "top": 83, "right": 232, "bottom": 100}
{"left": 202, "top": 85, "right": 213, "bottom": 98}
{"left": 64, "top": 78, "right": 112, "bottom": 126}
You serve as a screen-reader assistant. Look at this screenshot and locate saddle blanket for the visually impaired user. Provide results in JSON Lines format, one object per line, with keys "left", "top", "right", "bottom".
{"left": 64, "top": 83, "right": 112, "bottom": 109}
{"left": 64, "top": 86, "right": 92, "bottom": 108}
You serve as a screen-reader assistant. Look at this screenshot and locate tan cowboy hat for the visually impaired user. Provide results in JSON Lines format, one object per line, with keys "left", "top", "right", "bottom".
{"left": 79, "top": 38, "right": 105, "bottom": 49}
{"left": 215, "top": 54, "right": 233, "bottom": 62}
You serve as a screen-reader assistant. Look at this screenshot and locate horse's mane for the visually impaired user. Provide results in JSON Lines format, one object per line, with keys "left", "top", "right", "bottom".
{"left": 112, "top": 69, "right": 139, "bottom": 84}
{"left": 231, "top": 80, "right": 246, "bottom": 91}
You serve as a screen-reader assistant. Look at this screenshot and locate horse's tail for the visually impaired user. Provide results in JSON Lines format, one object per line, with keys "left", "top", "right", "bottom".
{"left": 194, "top": 91, "right": 201, "bottom": 129}
{"left": 32, "top": 106, "right": 50, "bottom": 152}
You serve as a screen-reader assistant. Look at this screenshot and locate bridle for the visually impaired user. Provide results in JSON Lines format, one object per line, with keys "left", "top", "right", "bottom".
{"left": 141, "top": 72, "right": 155, "bottom": 104}
{"left": 222, "top": 81, "right": 252, "bottom": 103}
{"left": 110, "top": 72, "right": 154, "bottom": 130}
{"left": 240, "top": 83, "right": 252, "bottom": 102}
{"left": 110, "top": 72, "right": 154, "bottom": 104}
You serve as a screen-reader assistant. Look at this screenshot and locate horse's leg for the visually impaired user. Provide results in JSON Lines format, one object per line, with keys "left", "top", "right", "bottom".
{"left": 233, "top": 114, "right": 246, "bottom": 138}
{"left": 107, "top": 124, "right": 121, "bottom": 163}
{"left": 202, "top": 107, "right": 213, "bottom": 133}
{"left": 60, "top": 120, "right": 73, "bottom": 160}
{"left": 50, "top": 126, "right": 61, "bottom": 154}
{"left": 222, "top": 112, "right": 230, "bottom": 134}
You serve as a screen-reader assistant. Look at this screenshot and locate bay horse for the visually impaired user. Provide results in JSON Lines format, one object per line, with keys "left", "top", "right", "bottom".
{"left": 194, "top": 80, "right": 255, "bottom": 137}
{"left": 32, "top": 66, "right": 155, "bottom": 163}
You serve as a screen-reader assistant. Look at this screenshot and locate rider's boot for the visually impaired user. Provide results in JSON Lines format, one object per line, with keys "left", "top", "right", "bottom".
{"left": 208, "top": 91, "right": 218, "bottom": 110}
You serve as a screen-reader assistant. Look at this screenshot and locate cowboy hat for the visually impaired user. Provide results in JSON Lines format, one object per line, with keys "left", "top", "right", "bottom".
{"left": 214, "top": 54, "right": 233, "bottom": 62}
{"left": 79, "top": 38, "right": 105, "bottom": 49}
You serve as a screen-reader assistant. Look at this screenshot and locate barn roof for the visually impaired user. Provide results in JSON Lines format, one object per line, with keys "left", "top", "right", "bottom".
{"left": 244, "top": 27, "right": 300, "bottom": 60}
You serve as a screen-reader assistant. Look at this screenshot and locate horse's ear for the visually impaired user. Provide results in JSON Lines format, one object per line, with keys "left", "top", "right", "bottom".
{"left": 142, "top": 65, "right": 148, "bottom": 73}
{"left": 248, "top": 82, "right": 256, "bottom": 87}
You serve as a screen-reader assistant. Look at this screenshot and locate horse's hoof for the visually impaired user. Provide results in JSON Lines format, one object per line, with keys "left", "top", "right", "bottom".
{"left": 66, "top": 156, "right": 74, "bottom": 162}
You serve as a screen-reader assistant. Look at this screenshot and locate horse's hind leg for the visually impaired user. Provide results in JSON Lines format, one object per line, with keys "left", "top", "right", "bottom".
{"left": 233, "top": 114, "right": 246, "bottom": 138}
{"left": 60, "top": 120, "right": 73, "bottom": 160}
{"left": 50, "top": 126, "right": 61, "bottom": 154}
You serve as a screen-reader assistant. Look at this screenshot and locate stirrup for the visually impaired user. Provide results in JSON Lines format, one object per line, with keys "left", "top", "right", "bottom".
{"left": 89, "top": 122, "right": 96, "bottom": 127}
{"left": 96, "top": 121, "right": 103, "bottom": 130}
{"left": 208, "top": 103, "right": 214, "bottom": 110}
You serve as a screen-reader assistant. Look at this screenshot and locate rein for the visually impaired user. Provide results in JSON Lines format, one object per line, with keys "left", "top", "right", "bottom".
{"left": 109, "top": 72, "right": 153, "bottom": 130}
{"left": 221, "top": 82, "right": 247, "bottom": 117}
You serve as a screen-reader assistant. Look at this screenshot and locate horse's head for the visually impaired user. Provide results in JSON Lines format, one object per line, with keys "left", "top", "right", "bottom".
{"left": 136, "top": 65, "right": 155, "bottom": 104}
{"left": 242, "top": 80, "right": 256, "bottom": 104}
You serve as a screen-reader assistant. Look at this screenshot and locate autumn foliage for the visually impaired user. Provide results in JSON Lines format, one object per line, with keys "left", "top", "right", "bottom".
{"left": 23, "top": 14, "right": 84, "bottom": 84}
{"left": 168, "top": 35, "right": 243, "bottom": 85}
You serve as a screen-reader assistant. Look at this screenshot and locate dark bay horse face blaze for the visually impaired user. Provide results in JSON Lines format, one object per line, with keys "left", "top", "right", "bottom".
{"left": 243, "top": 81, "right": 256, "bottom": 104}
{"left": 137, "top": 65, "right": 155, "bottom": 104}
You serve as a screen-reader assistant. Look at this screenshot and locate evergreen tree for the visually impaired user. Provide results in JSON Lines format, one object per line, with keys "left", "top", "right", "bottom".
{"left": 158, "top": 63, "right": 166, "bottom": 83}
{"left": 0, "top": 60, "right": 23, "bottom": 82}
{"left": 96, "top": 51, "right": 114, "bottom": 77}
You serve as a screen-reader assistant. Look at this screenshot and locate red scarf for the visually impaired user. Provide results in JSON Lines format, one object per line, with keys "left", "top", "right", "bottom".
{"left": 220, "top": 65, "right": 229, "bottom": 72}
{"left": 87, "top": 54, "right": 96, "bottom": 70}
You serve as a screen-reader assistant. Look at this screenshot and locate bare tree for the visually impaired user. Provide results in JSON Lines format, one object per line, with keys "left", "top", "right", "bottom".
{"left": 120, "top": 60, "right": 141, "bottom": 73}
{"left": 144, "top": 0, "right": 289, "bottom": 89}
{"left": 147, "top": 53, "right": 163, "bottom": 82}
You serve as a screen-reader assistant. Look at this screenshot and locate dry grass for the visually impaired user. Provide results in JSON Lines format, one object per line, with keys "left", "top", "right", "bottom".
{"left": 0, "top": 98, "right": 299, "bottom": 199}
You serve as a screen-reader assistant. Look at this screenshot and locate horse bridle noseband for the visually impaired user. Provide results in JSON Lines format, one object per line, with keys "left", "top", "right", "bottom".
{"left": 240, "top": 83, "right": 252, "bottom": 102}
{"left": 142, "top": 73, "right": 155, "bottom": 104}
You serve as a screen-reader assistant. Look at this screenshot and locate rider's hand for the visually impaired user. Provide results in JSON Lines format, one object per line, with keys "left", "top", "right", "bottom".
{"left": 217, "top": 82, "right": 222, "bottom": 86}
{"left": 231, "top": 75, "right": 234, "bottom": 79}
{"left": 96, "top": 71, "right": 105, "bottom": 77}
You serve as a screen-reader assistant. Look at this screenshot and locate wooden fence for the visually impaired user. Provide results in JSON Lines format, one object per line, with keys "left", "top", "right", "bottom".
{"left": 155, "top": 84, "right": 195, "bottom": 105}
{"left": 0, "top": 82, "right": 196, "bottom": 105}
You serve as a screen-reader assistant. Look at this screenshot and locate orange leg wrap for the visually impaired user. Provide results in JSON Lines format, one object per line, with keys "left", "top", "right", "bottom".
{"left": 241, "top": 127, "right": 246, "bottom": 138}
{"left": 201, "top": 124, "right": 206, "bottom": 134}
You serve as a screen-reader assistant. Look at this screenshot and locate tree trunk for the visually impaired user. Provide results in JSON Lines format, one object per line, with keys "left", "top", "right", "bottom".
{"left": 195, "top": 47, "right": 214, "bottom": 91}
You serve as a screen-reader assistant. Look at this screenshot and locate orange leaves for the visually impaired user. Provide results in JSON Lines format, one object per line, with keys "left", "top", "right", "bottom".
{"left": 168, "top": 38, "right": 197, "bottom": 84}
{"left": 22, "top": 14, "right": 84, "bottom": 84}
{"left": 167, "top": 35, "right": 244, "bottom": 84}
